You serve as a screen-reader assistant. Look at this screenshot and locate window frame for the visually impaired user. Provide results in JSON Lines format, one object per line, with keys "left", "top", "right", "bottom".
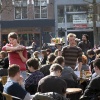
{"left": 34, "top": 0, "right": 48, "bottom": 19}
{"left": 14, "top": 0, "right": 28, "bottom": 20}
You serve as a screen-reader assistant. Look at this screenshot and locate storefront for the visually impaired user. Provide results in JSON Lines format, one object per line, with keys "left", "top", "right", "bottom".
{"left": 0, "top": 19, "right": 55, "bottom": 47}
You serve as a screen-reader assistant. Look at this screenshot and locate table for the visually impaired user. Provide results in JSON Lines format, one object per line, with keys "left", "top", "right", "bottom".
{"left": 66, "top": 88, "right": 82, "bottom": 94}
{"left": 66, "top": 88, "right": 82, "bottom": 100}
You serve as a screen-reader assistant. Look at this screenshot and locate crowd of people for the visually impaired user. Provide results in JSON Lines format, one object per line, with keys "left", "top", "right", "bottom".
{"left": 0, "top": 32, "right": 100, "bottom": 100}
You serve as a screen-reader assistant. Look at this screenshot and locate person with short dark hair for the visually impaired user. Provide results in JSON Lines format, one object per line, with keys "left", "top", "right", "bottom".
{"left": 54, "top": 56, "right": 78, "bottom": 82}
{"left": 3, "top": 64, "right": 33, "bottom": 100}
{"left": 2, "top": 32, "right": 27, "bottom": 80}
{"left": 54, "top": 56, "right": 79, "bottom": 88}
{"left": 38, "top": 63, "right": 67, "bottom": 96}
{"left": 40, "top": 53, "right": 56, "bottom": 76}
{"left": 87, "top": 49, "right": 96, "bottom": 73}
{"left": 25, "top": 58, "right": 44, "bottom": 94}
{"left": 82, "top": 58, "right": 100, "bottom": 99}
{"left": 78, "top": 34, "right": 92, "bottom": 55}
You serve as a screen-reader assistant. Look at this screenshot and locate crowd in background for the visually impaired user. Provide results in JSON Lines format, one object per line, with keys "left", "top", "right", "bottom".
{"left": 0, "top": 32, "right": 100, "bottom": 100}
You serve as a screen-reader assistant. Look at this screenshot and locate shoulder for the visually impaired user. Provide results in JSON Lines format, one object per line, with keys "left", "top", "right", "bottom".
{"left": 62, "top": 46, "right": 69, "bottom": 50}
{"left": 78, "top": 41, "right": 83, "bottom": 44}
{"left": 75, "top": 46, "right": 82, "bottom": 51}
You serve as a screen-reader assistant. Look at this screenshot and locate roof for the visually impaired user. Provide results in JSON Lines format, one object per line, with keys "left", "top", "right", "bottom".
{"left": 0, "top": 19, "right": 55, "bottom": 28}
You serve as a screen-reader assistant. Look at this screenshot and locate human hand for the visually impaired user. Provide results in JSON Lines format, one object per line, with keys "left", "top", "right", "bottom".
{"left": 15, "top": 45, "right": 25, "bottom": 51}
{"left": 18, "top": 75, "right": 24, "bottom": 85}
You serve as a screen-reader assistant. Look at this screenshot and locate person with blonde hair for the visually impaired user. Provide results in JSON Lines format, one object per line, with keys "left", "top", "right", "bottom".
{"left": 33, "top": 51, "right": 40, "bottom": 61}
{"left": 58, "top": 33, "right": 82, "bottom": 71}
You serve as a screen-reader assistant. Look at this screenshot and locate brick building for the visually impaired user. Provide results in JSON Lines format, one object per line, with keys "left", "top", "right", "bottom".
{"left": 0, "top": 0, "right": 55, "bottom": 47}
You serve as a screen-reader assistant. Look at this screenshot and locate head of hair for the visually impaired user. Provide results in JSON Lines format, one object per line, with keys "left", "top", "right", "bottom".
{"left": 93, "top": 58, "right": 100, "bottom": 70}
{"left": 48, "top": 53, "right": 56, "bottom": 63}
{"left": 82, "top": 34, "right": 89, "bottom": 40}
{"left": 8, "top": 64, "right": 20, "bottom": 77}
{"left": 46, "top": 49, "right": 51, "bottom": 54}
{"left": 96, "top": 54, "right": 100, "bottom": 59}
{"left": 8, "top": 32, "right": 18, "bottom": 40}
{"left": 82, "top": 55, "right": 88, "bottom": 64}
{"left": 33, "top": 51, "right": 40, "bottom": 58}
{"left": 95, "top": 49, "right": 100, "bottom": 55}
{"left": 54, "top": 56, "right": 64, "bottom": 65}
{"left": 26, "top": 58, "right": 39, "bottom": 70}
{"left": 0, "top": 51, "right": 7, "bottom": 58}
{"left": 54, "top": 49, "right": 59, "bottom": 56}
{"left": 87, "top": 49, "right": 95, "bottom": 55}
{"left": 41, "top": 50, "right": 47, "bottom": 57}
{"left": 67, "top": 33, "right": 76, "bottom": 41}
{"left": 49, "top": 63, "right": 62, "bottom": 73}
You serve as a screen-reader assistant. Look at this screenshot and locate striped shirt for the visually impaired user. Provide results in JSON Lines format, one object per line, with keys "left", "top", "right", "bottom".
{"left": 62, "top": 45, "right": 82, "bottom": 69}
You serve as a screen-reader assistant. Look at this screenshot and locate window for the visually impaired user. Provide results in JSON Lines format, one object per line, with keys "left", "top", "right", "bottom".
{"left": 14, "top": 0, "right": 27, "bottom": 19}
{"left": 66, "top": 5, "right": 88, "bottom": 12}
{"left": 57, "top": 6, "right": 64, "bottom": 23}
{"left": 34, "top": 0, "right": 47, "bottom": 18}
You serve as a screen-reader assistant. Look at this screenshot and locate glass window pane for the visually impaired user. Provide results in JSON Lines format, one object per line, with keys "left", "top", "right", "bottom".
{"left": 41, "top": 7, "right": 47, "bottom": 13}
{"left": 41, "top": 0, "right": 47, "bottom": 6}
{"left": 23, "top": 0, "right": 27, "bottom": 6}
{"left": 15, "top": 7, "right": 21, "bottom": 19}
{"left": 41, "top": 14, "right": 47, "bottom": 18}
{"left": 35, "top": 14, "right": 40, "bottom": 18}
{"left": 34, "top": 7, "right": 40, "bottom": 13}
{"left": 66, "top": 5, "right": 87, "bottom": 12}
{"left": 15, "top": 0, "right": 22, "bottom": 7}
{"left": 67, "top": 14, "right": 73, "bottom": 22}
{"left": 34, "top": 0, "right": 40, "bottom": 6}
{"left": 22, "top": 7, "right": 27, "bottom": 19}
{"left": 58, "top": 6, "right": 64, "bottom": 23}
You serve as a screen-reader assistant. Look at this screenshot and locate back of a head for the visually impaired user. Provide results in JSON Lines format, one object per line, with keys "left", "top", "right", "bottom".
{"left": 87, "top": 49, "right": 95, "bottom": 55}
{"left": 49, "top": 63, "right": 62, "bottom": 73}
{"left": 95, "top": 49, "right": 100, "bottom": 55}
{"left": 33, "top": 51, "right": 39, "bottom": 57}
{"left": 82, "top": 55, "right": 87, "bottom": 64}
{"left": 0, "top": 51, "right": 7, "bottom": 58}
{"left": 8, "top": 64, "right": 20, "bottom": 77}
{"left": 93, "top": 58, "right": 100, "bottom": 69}
{"left": 48, "top": 53, "right": 56, "bottom": 63}
{"left": 54, "top": 56, "right": 64, "bottom": 65}
{"left": 26, "top": 58, "right": 39, "bottom": 70}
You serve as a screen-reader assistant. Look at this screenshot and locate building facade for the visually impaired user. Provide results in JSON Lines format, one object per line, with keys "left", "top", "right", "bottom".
{"left": 54, "top": 0, "right": 100, "bottom": 46}
{"left": 0, "top": 0, "right": 55, "bottom": 47}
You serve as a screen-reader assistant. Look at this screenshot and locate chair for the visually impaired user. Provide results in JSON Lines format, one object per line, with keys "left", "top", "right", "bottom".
{"left": 1, "top": 76, "right": 7, "bottom": 85}
{"left": 3, "top": 93, "right": 22, "bottom": 100}
{"left": 2, "top": 93, "right": 12, "bottom": 100}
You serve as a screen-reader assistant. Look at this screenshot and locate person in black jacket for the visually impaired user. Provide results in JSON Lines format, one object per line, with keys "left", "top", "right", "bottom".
{"left": 78, "top": 34, "right": 92, "bottom": 55}
{"left": 82, "top": 58, "right": 100, "bottom": 99}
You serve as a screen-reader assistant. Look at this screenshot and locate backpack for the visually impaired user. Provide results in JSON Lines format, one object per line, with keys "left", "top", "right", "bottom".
{"left": 33, "top": 92, "right": 68, "bottom": 100}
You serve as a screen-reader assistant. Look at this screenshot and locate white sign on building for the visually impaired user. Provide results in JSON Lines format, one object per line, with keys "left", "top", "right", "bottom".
{"left": 73, "top": 14, "right": 87, "bottom": 28}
